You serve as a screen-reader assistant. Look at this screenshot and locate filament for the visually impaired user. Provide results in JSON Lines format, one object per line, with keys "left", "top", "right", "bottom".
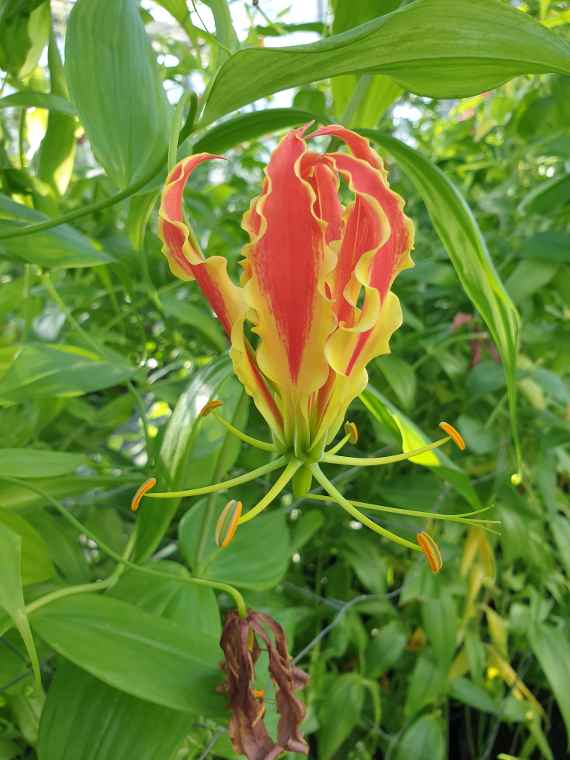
{"left": 238, "top": 459, "right": 301, "bottom": 525}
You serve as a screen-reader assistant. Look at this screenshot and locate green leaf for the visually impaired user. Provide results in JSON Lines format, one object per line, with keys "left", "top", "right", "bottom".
{"left": 134, "top": 357, "right": 248, "bottom": 561}
{"left": 0, "top": 522, "right": 42, "bottom": 691}
{"left": 530, "top": 624, "right": 570, "bottom": 747}
{"left": 0, "top": 195, "right": 111, "bottom": 268}
{"left": 520, "top": 231, "right": 570, "bottom": 263}
{"left": 318, "top": 673, "right": 365, "bottom": 760}
{"left": 65, "top": 0, "right": 171, "bottom": 187}
{"left": 0, "top": 449, "right": 85, "bottom": 478}
{"left": 519, "top": 174, "right": 570, "bottom": 214}
{"left": 0, "top": 511, "right": 54, "bottom": 585}
{"left": 31, "top": 595, "right": 225, "bottom": 716}
{"left": 506, "top": 259, "right": 559, "bottom": 303}
{"left": 201, "top": 0, "right": 570, "bottom": 124}
{"left": 179, "top": 495, "right": 290, "bottom": 591}
{"left": 365, "top": 620, "right": 407, "bottom": 678}
{"left": 376, "top": 354, "right": 416, "bottom": 410}
{"left": 422, "top": 591, "right": 458, "bottom": 669}
{"left": 404, "top": 654, "right": 447, "bottom": 717}
{"left": 193, "top": 107, "right": 324, "bottom": 154}
{"left": 160, "top": 289, "right": 226, "bottom": 351}
{"left": 0, "top": 344, "right": 136, "bottom": 403}
{"left": 395, "top": 715, "right": 446, "bottom": 760}
{"left": 450, "top": 677, "right": 498, "bottom": 714}
{"left": 0, "top": 1, "right": 49, "bottom": 78}
{"left": 37, "top": 661, "right": 191, "bottom": 760}
{"left": 0, "top": 91, "right": 75, "bottom": 115}
{"left": 362, "top": 132, "right": 521, "bottom": 473}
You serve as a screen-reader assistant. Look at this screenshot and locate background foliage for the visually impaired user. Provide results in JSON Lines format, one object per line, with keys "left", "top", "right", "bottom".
{"left": 0, "top": 1, "right": 569, "bottom": 758}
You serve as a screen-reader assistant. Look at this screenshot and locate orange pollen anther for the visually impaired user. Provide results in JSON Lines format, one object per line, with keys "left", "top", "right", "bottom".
{"left": 199, "top": 399, "right": 224, "bottom": 418}
{"left": 130, "top": 478, "right": 156, "bottom": 512}
{"left": 439, "top": 421, "right": 466, "bottom": 451}
{"left": 344, "top": 421, "right": 359, "bottom": 445}
{"left": 417, "top": 531, "right": 443, "bottom": 573}
{"left": 252, "top": 689, "right": 265, "bottom": 699}
{"left": 215, "top": 499, "right": 243, "bottom": 548}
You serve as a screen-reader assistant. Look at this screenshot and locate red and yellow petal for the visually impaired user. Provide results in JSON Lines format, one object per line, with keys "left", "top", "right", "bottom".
{"left": 159, "top": 155, "right": 245, "bottom": 337}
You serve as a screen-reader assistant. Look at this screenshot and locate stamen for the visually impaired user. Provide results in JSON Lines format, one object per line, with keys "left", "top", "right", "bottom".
{"left": 145, "top": 456, "right": 287, "bottom": 500}
{"left": 417, "top": 531, "right": 443, "bottom": 573}
{"left": 238, "top": 459, "right": 301, "bottom": 525}
{"left": 345, "top": 421, "right": 359, "bottom": 444}
{"left": 511, "top": 472, "right": 522, "bottom": 486}
{"left": 131, "top": 478, "right": 157, "bottom": 512}
{"left": 253, "top": 689, "right": 265, "bottom": 699}
{"left": 199, "top": 399, "right": 224, "bottom": 417}
{"left": 310, "top": 464, "right": 421, "bottom": 553}
{"left": 439, "top": 421, "right": 465, "bottom": 450}
{"left": 215, "top": 500, "right": 243, "bottom": 548}
{"left": 322, "top": 436, "right": 451, "bottom": 467}
{"left": 211, "top": 410, "right": 275, "bottom": 452}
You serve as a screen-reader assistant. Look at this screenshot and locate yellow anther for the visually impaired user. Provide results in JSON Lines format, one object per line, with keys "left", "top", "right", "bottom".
{"left": 131, "top": 478, "right": 157, "bottom": 512}
{"left": 199, "top": 399, "right": 224, "bottom": 418}
{"left": 344, "top": 421, "right": 359, "bottom": 445}
{"left": 510, "top": 472, "right": 522, "bottom": 486}
{"left": 439, "top": 421, "right": 465, "bottom": 451}
{"left": 215, "top": 499, "right": 243, "bottom": 549}
{"left": 417, "top": 531, "right": 443, "bottom": 573}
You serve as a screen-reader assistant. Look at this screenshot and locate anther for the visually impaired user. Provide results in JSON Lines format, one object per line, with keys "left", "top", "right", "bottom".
{"left": 131, "top": 478, "right": 157, "bottom": 512}
{"left": 439, "top": 421, "right": 465, "bottom": 451}
{"left": 417, "top": 531, "right": 443, "bottom": 573}
{"left": 344, "top": 421, "right": 359, "bottom": 444}
{"left": 511, "top": 472, "right": 522, "bottom": 486}
{"left": 215, "top": 499, "right": 243, "bottom": 548}
{"left": 199, "top": 399, "right": 224, "bottom": 418}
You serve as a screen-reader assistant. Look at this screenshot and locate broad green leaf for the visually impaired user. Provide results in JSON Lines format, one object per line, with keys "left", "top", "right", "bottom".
{"left": 376, "top": 354, "right": 416, "bottom": 411}
{"left": 201, "top": 0, "right": 570, "bottom": 124}
{"left": 0, "top": 91, "right": 75, "bottom": 115}
{"left": 450, "top": 678, "right": 498, "bottom": 714}
{"left": 179, "top": 495, "right": 290, "bottom": 591}
{"left": 362, "top": 132, "right": 522, "bottom": 473}
{"left": 0, "top": 195, "right": 111, "bottom": 268}
{"left": 404, "top": 654, "right": 447, "bottom": 717}
{"left": 506, "top": 259, "right": 559, "bottom": 303}
{"left": 65, "top": 0, "right": 171, "bottom": 187}
{"left": 0, "top": 475, "right": 134, "bottom": 512}
{"left": 520, "top": 231, "right": 570, "bottom": 263}
{"left": 0, "top": 511, "right": 54, "bottom": 585}
{"left": 0, "top": 449, "right": 85, "bottom": 478}
{"left": 37, "top": 661, "right": 191, "bottom": 760}
{"left": 134, "top": 357, "right": 248, "bottom": 561}
{"left": 0, "top": 344, "right": 135, "bottom": 403}
{"left": 201, "top": 0, "right": 239, "bottom": 54}
{"left": 318, "top": 673, "right": 365, "bottom": 760}
{"left": 38, "top": 563, "right": 219, "bottom": 760}
{"left": 519, "top": 174, "right": 570, "bottom": 214}
{"left": 529, "top": 624, "right": 570, "bottom": 747}
{"left": 395, "top": 715, "right": 446, "bottom": 760}
{"left": 31, "top": 595, "right": 225, "bottom": 716}
{"left": 0, "top": 523, "right": 42, "bottom": 691}
{"left": 193, "top": 107, "right": 323, "bottom": 154}
{"left": 0, "top": 1, "right": 49, "bottom": 78}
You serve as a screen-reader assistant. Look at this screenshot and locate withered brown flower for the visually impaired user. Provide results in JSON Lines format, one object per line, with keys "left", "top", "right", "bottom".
{"left": 219, "top": 610, "right": 310, "bottom": 760}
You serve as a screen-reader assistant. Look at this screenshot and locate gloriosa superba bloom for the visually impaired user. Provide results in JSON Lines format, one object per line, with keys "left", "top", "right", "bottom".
{"left": 133, "top": 124, "right": 497, "bottom": 571}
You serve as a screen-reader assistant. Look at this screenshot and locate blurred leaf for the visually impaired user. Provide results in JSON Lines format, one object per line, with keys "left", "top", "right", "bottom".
{"left": 0, "top": 511, "right": 54, "bottom": 585}
{"left": 160, "top": 290, "right": 225, "bottom": 351}
{"left": 395, "top": 715, "right": 446, "bottom": 760}
{"left": 193, "top": 107, "right": 323, "bottom": 154}
{"left": 520, "top": 231, "right": 570, "bottom": 263}
{"left": 506, "top": 259, "right": 559, "bottom": 303}
{"left": 0, "top": 344, "right": 135, "bottom": 402}
{"left": 404, "top": 654, "right": 447, "bottom": 716}
{"left": 0, "top": 449, "right": 85, "bottom": 478}
{"left": 134, "top": 357, "right": 248, "bottom": 561}
{"left": 0, "top": 91, "right": 75, "bottom": 114}
{"left": 456, "top": 415, "right": 496, "bottom": 454}
{"left": 179, "top": 495, "right": 290, "bottom": 591}
{"left": 422, "top": 591, "right": 457, "bottom": 668}
{"left": 0, "top": 195, "right": 111, "bottom": 268}
{"left": 31, "top": 595, "right": 225, "bottom": 716}
{"left": 365, "top": 133, "right": 521, "bottom": 471}
{"left": 318, "top": 673, "right": 365, "bottom": 760}
{"left": 0, "top": 0, "right": 49, "bottom": 78}
{"left": 450, "top": 677, "right": 498, "bottom": 714}
{"left": 65, "top": 0, "right": 171, "bottom": 187}
{"left": 202, "top": 0, "right": 570, "bottom": 123}
{"left": 376, "top": 354, "right": 416, "bottom": 410}
{"left": 290, "top": 510, "right": 325, "bottom": 552}
{"left": 365, "top": 620, "right": 407, "bottom": 678}
{"left": 530, "top": 624, "right": 570, "bottom": 747}
{"left": 519, "top": 174, "right": 570, "bottom": 214}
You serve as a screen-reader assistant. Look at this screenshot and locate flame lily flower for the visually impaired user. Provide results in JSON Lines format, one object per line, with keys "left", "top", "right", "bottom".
{"left": 134, "top": 125, "right": 499, "bottom": 570}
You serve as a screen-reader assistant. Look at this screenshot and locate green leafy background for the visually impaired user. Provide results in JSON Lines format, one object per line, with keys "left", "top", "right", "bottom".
{"left": 0, "top": 1, "right": 569, "bottom": 759}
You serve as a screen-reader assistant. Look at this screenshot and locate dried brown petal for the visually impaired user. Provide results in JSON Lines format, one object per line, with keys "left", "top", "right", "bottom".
{"left": 220, "top": 610, "right": 310, "bottom": 760}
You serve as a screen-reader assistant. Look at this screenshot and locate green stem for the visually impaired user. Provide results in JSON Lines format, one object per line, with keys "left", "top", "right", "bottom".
{"left": 0, "top": 477, "right": 247, "bottom": 620}
{"left": 310, "top": 465, "right": 421, "bottom": 553}
{"left": 211, "top": 411, "right": 275, "bottom": 452}
{"left": 306, "top": 494, "right": 500, "bottom": 530}
{"left": 238, "top": 459, "right": 301, "bottom": 525}
{"left": 322, "top": 436, "right": 450, "bottom": 467}
{"left": 147, "top": 456, "right": 287, "bottom": 499}
{"left": 324, "top": 432, "right": 351, "bottom": 457}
